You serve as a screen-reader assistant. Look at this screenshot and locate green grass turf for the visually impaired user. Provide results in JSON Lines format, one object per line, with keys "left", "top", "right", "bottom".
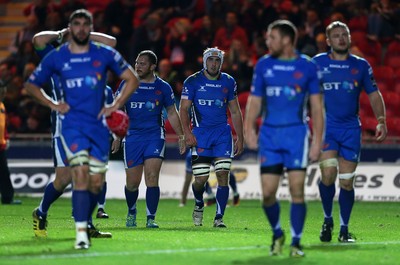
{"left": 0, "top": 197, "right": 399, "bottom": 265}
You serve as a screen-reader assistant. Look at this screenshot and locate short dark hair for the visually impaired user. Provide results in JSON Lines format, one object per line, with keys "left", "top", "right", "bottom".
{"left": 138, "top": 50, "right": 158, "bottom": 65}
{"left": 268, "top": 20, "right": 297, "bottom": 45}
{"left": 69, "top": 9, "right": 93, "bottom": 24}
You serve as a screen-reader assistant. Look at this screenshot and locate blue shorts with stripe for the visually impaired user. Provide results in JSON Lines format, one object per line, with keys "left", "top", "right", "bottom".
{"left": 192, "top": 124, "right": 234, "bottom": 159}
{"left": 323, "top": 126, "right": 361, "bottom": 162}
{"left": 123, "top": 139, "right": 165, "bottom": 168}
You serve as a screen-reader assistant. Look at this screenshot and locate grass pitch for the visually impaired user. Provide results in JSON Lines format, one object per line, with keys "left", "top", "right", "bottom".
{"left": 0, "top": 197, "right": 399, "bottom": 265}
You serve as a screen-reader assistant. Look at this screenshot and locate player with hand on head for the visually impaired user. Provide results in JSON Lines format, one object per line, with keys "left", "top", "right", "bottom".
{"left": 313, "top": 21, "right": 387, "bottom": 243}
{"left": 31, "top": 25, "right": 118, "bottom": 237}
{"left": 179, "top": 47, "right": 244, "bottom": 228}
{"left": 245, "top": 20, "right": 324, "bottom": 257}
{"left": 115, "top": 50, "right": 185, "bottom": 229}
{"left": 26, "top": 9, "right": 139, "bottom": 250}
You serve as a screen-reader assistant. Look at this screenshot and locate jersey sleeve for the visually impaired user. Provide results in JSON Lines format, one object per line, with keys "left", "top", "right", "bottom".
{"left": 307, "top": 60, "right": 322, "bottom": 95}
{"left": 162, "top": 81, "right": 176, "bottom": 108}
{"left": 105, "top": 47, "right": 129, "bottom": 77}
{"left": 27, "top": 52, "right": 56, "bottom": 87}
{"left": 227, "top": 75, "right": 238, "bottom": 102}
{"left": 361, "top": 60, "right": 378, "bottom": 94}
{"left": 250, "top": 59, "right": 265, "bottom": 97}
{"left": 181, "top": 76, "right": 195, "bottom": 101}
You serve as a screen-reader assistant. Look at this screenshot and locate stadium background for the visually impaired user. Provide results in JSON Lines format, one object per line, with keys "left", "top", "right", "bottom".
{"left": 0, "top": 0, "right": 399, "bottom": 201}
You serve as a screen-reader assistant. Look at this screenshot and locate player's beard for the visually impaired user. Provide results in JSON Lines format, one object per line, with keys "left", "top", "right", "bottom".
{"left": 206, "top": 69, "right": 220, "bottom": 79}
{"left": 333, "top": 47, "right": 349, "bottom": 55}
{"left": 72, "top": 33, "right": 90, "bottom": 46}
{"left": 333, "top": 43, "right": 350, "bottom": 55}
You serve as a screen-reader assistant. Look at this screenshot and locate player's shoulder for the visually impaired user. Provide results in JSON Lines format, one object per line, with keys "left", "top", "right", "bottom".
{"left": 255, "top": 54, "right": 271, "bottom": 65}
{"left": 220, "top": 72, "right": 236, "bottom": 82}
{"left": 348, "top": 53, "right": 370, "bottom": 67}
{"left": 155, "top": 76, "right": 172, "bottom": 89}
{"left": 312, "top": 52, "right": 329, "bottom": 62}
{"left": 184, "top": 70, "right": 202, "bottom": 85}
{"left": 298, "top": 53, "right": 318, "bottom": 65}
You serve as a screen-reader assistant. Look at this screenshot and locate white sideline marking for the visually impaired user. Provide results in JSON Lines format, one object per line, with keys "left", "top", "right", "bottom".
{"left": 5, "top": 241, "right": 400, "bottom": 260}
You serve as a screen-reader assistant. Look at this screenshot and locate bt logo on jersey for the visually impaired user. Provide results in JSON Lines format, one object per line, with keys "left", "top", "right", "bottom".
{"left": 130, "top": 102, "right": 146, "bottom": 108}
{"left": 66, "top": 78, "right": 84, "bottom": 88}
{"left": 197, "top": 99, "right": 224, "bottom": 107}
{"left": 266, "top": 86, "right": 282, "bottom": 96}
{"left": 322, "top": 82, "right": 341, "bottom": 90}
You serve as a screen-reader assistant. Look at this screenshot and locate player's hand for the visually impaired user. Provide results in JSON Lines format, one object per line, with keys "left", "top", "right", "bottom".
{"left": 244, "top": 129, "right": 258, "bottom": 150}
{"left": 308, "top": 143, "right": 321, "bottom": 163}
{"left": 375, "top": 123, "right": 387, "bottom": 142}
{"left": 98, "top": 105, "right": 118, "bottom": 119}
{"left": 53, "top": 101, "right": 70, "bottom": 114}
{"left": 234, "top": 138, "right": 244, "bottom": 156}
{"left": 111, "top": 138, "right": 121, "bottom": 154}
{"left": 178, "top": 135, "right": 186, "bottom": 155}
{"left": 184, "top": 132, "right": 197, "bottom": 147}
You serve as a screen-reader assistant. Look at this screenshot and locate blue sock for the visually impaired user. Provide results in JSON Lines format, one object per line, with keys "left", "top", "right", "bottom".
{"left": 97, "top": 181, "right": 107, "bottom": 206}
{"left": 38, "top": 182, "right": 63, "bottom": 217}
{"left": 215, "top": 185, "right": 229, "bottom": 219}
{"left": 263, "top": 202, "right": 283, "bottom": 238}
{"left": 88, "top": 192, "right": 98, "bottom": 223}
{"left": 125, "top": 186, "right": 138, "bottom": 215}
{"left": 290, "top": 203, "right": 307, "bottom": 246}
{"left": 146, "top": 186, "right": 160, "bottom": 220}
{"left": 192, "top": 183, "right": 205, "bottom": 208}
{"left": 339, "top": 188, "right": 354, "bottom": 234}
{"left": 229, "top": 172, "right": 238, "bottom": 194}
{"left": 72, "top": 190, "right": 90, "bottom": 222}
{"left": 318, "top": 182, "right": 335, "bottom": 223}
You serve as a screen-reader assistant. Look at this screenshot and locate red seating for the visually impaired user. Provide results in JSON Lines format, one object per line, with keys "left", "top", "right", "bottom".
{"left": 348, "top": 16, "right": 368, "bottom": 32}
{"left": 382, "top": 91, "right": 400, "bottom": 116}
{"left": 359, "top": 92, "right": 374, "bottom": 116}
{"left": 237, "top": 91, "right": 250, "bottom": 109}
{"left": 386, "top": 118, "right": 400, "bottom": 137}
{"left": 373, "top": 65, "right": 395, "bottom": 88}
{"left": 357, "top": 39, "right": 382, "bottom": 64}
{"left": 384, "top": 55, "right": 400, "bottom": 71}
{"left": 386, "top": 40, "right": 400, "bottom": 55}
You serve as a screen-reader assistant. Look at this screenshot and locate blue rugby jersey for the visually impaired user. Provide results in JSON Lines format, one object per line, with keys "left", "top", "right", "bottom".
{"left": 181, "top": 70, "right": 237, "bottom": 128}
{"left": 117, "top": 76, "right": 175, "bottom": 141}
{"left": 313, "top": 52, "right": 377, "bottom": 128}
{"left": 29, "top": 41, "right": 128, "bottom": 128}
{"left": 251, "top": 54, "right": 321, "bottom": 127}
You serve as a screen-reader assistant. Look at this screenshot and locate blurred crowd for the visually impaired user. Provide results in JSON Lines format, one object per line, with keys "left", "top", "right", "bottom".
{"left": 1, "top": 0, "right": 400, "bottom": 134}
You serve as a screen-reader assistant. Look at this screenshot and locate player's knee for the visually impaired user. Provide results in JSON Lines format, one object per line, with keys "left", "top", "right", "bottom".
{"left": 53, "top": 176, "right": 71, "bottom": 191}
{"left": 262, "top": 194, "right": 276, "bottom": 206}
{"left": 339, "top": 174, "right": 355, "bottom": 190}
{"left": 319, "top": 158, "right": 338, "bottom": 169}
{"left": 338, "top": 172, "right": 355, "bottom": 180}
{"left": 214, "top": 159, "right": 232, "bottom": 172}
{"left": 192, "top": 163, "right": 211, "bottom": 178}
{"left": 69, "top": 150, "right": 89, "bottom": 167}
{"left": 89, "top": 159, "right": 108, "bottom": 175}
